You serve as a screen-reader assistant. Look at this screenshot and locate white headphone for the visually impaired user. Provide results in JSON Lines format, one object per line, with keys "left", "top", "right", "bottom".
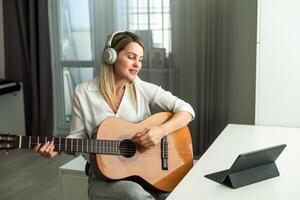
{"left": 102, "top": 31, "right": 124, "bottom": 65}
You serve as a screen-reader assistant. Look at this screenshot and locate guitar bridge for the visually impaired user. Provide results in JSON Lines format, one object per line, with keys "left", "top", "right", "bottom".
{"left": 161, "top": 136, "right": 168, "bottom": 170}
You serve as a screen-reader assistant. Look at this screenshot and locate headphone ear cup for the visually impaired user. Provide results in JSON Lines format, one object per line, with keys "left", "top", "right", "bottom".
{"left": 102, "top": 47, "right": 117, "bottom": 64}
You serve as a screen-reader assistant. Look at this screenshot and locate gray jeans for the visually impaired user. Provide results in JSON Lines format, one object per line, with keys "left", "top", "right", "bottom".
{"left": 88, "top": 158, "right": 168, "bottom": 200}
{"left": 88, "top": 178, "right": 159, "bottom": 200}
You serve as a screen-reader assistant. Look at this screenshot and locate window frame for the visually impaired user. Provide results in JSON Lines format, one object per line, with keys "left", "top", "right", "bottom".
{"left": 49, "top": 0, "right": 97, "bottom": 136}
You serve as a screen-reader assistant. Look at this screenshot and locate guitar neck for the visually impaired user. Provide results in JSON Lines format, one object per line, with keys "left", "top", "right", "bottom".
{"left": 18, "top": 136, "right": 122, "bottom": 155}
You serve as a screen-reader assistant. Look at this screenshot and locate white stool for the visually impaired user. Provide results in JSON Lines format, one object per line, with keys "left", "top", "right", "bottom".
{"left": 59, "top": 155, "right": 89, "bottom": 200}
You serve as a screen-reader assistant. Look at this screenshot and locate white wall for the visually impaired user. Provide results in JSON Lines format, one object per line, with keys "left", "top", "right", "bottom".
{"left": 0, "top": 0, "right": 4, "bottom": 79}
{"left": 256, "top": 0, "right": 300, "bottom": 127}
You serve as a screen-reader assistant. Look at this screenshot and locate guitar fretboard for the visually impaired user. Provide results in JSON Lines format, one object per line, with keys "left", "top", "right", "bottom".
{"left": 19, "top": 136, "right": 123, "bottom": 155}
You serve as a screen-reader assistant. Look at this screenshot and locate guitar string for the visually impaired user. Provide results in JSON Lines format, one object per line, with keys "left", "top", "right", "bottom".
{"left": 24, "top": 143, "right": 192, "bottom": 152}
{"left": 21, "top": 139, "right": 180, "bottom": 149}
{"left": 21, "top": 139, "right": 180, "bottom": 145}
{"left": 20, "top": 137, "right": 191, "bottom": 153}
{"left": 19, "top": 141, "right": 192, "bottom": 155}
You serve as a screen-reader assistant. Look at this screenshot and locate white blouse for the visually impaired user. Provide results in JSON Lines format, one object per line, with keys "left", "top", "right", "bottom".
{"left": 68, "top": 76, "right": 195, "bottom": 162}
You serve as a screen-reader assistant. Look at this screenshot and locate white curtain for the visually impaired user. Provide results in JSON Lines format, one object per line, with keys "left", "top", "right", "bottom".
{"left": 171, "top": 0, "right": 231, "bottom": 156}
{"left": 89, "top": 0, "right": 122, "bottom": 72}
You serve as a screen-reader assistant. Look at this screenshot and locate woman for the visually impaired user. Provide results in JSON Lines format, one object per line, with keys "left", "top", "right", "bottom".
{"left": 34, "top": 31, "right": 195, "bottom": 200}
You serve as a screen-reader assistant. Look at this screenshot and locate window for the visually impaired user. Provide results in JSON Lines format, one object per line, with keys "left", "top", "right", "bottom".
{"left": 124, "top": 0, "right": 171, "bottom": 52}
{"left": 49, "top": 0, "right": 172, "bottom": 135}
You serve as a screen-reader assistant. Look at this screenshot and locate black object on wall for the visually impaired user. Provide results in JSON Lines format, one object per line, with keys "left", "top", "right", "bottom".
{"left": 0, "top": 79, "right": 21, "bottom": 95}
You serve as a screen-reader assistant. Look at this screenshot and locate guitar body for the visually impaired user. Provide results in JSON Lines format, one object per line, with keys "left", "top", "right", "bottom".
{"left": 96, "top": 112, "right": 193, "bottom": 192}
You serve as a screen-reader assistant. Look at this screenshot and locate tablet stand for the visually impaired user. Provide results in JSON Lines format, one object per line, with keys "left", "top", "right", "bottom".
{"left": 223, "top": 162, "right": 279, "bottom": 189}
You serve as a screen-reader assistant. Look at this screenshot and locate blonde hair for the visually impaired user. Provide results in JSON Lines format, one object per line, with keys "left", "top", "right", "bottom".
{"left": 97, "top": 31, "right": 144, "bottom": 112}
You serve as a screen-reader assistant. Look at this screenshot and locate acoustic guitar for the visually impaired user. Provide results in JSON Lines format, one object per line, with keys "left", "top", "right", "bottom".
{"left": 0, "top": 112, "right": 193, "bottom": 192}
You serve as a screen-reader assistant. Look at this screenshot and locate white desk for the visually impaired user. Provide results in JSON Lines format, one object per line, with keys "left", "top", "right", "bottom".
{"left": 167, "top": 124, "right": 300, "bottom": 200}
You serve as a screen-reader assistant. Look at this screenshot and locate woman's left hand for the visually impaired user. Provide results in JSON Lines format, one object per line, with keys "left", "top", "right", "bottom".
{"left": 132, "top": 126, "right": 166, "bottom": 152}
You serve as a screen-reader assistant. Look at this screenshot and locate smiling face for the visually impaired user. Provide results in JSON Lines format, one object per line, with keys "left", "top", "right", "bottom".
{"left": 113, "top": 42, "right": 144, "bottom": 83}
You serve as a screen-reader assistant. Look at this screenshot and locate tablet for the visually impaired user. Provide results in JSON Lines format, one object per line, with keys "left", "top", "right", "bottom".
{"left": 205, "top": 144, "right": 286, "bottom": 188}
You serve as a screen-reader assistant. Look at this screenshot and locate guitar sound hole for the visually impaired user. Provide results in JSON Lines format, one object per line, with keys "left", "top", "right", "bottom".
{"left": 119, "top": 139, "right": 136, "bottom": 158}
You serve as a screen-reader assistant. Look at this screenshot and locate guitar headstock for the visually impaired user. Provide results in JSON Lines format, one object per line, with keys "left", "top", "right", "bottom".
{"left": 0, "top": 133, "right": 19, "bottom": 151}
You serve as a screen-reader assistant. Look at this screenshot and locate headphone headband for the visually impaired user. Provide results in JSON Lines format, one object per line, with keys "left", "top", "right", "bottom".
{"left": 106, "top": 31, "right": 124, "bottom": 48}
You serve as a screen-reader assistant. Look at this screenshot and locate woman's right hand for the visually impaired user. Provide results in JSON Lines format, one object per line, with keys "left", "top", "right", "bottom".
{"left": 33, "top": 140, "right": 59, "bottom": 158}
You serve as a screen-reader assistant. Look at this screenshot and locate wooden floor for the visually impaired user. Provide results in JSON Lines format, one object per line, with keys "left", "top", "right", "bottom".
{"left": 0, "top": 149, "right": 74, "bottom": 200}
